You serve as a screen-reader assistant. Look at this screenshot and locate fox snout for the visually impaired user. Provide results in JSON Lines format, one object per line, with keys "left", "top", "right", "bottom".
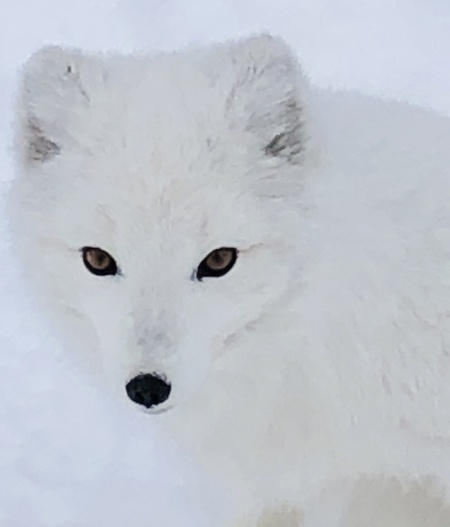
{"left": 125, "top": 373, "right": 172, "bottom": 410}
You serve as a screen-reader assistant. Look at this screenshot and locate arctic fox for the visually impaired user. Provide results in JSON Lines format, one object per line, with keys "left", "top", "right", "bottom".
{"left": 8, "top": 34, "right": 450, "bottom": 526}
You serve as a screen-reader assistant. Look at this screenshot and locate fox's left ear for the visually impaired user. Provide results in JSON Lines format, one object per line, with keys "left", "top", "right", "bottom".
{"left": 222, "top": 34, "right": 309, "bottom": 165}
{"left": 16, "top": 46, "right": 103, "bottom": 168}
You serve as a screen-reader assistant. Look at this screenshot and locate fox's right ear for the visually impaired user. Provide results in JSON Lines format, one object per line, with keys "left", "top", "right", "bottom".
{"left": 17, "top": 46, "right": 102, "bottom": 167}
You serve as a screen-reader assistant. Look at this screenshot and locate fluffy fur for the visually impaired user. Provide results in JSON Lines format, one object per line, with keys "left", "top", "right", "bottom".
{"left": 8, "top": 34, "right": 450, "bottom": 526}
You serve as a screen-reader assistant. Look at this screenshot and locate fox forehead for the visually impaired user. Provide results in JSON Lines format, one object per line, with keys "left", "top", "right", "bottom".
{"left": 61, "top": 178, "right": 266, "bottom": 254}
{"left": 70, "top": 56, "right": 241, "bottom": 178}
{"left": 57, "top": 66, "right": 255, "bottom": 229}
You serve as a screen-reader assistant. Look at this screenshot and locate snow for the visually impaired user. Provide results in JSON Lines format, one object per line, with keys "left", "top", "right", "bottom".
{"left": 0, "top": 1, "right": 449, "bottom": 525}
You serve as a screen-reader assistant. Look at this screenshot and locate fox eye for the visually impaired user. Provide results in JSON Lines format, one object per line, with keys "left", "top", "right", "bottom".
{"left": 81, "top": 247, "right": 118, "bottom": 276}
{"left": 196, "top": 247, "right": 238, "bottom": 281}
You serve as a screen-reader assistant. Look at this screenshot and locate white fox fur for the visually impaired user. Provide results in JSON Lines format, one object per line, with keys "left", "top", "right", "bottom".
{"left": 8, "top": 34, "right": 450, "bottom": 526}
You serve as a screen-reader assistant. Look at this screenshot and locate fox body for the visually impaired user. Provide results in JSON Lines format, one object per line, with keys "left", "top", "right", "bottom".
{"left": 8, "top": 35, "right": 450, "bottom": 525}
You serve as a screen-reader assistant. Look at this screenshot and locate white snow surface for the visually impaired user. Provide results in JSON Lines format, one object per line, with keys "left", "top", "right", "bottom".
{"left": 1, "top": 1, "right": 450, "bottom": 525}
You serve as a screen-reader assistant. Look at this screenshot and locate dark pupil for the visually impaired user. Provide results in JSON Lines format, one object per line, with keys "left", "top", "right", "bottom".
{"left": 96, "top": 252, "right": 107, "bottom": 268}
{"left": 210, "top": 251, "right": 225, "bottom": 268}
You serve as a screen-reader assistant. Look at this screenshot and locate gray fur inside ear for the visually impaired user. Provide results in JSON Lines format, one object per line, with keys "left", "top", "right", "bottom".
{"left": 26, "top": 119, "right": 61, "bottom": 162}
{"left": 260, "top": 98, "right": 304, "bottom": 162}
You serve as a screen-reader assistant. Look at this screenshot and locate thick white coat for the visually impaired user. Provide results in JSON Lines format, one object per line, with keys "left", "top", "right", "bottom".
{"left": 8, "top": 35, "right": 450, "bottom": 525}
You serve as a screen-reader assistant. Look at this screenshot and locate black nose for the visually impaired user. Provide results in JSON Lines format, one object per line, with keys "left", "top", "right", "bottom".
{"left": 126, "top": 373, "right": 171, "bottom": 408}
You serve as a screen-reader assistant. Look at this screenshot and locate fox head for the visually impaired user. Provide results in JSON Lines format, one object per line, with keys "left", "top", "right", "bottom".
{"left": 9, "top": 34, "right": 317, "bottom": 413}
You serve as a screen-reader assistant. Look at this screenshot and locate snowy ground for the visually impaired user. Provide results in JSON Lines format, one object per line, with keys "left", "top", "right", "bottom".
{"left": 1, "top": 1, "right": 450, "bottom": 525}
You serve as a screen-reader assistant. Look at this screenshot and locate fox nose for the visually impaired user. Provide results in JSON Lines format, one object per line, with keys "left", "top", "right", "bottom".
{"left": 126, "top": 373, "right": 171, "bottom": 408}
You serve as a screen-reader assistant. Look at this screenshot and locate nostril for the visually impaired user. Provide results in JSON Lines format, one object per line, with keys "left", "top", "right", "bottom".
{"left": 126, "top": 373, "right": 171, "bottom": 409}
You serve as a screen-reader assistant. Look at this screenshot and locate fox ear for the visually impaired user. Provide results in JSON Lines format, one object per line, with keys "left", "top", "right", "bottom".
{"left": 224, "top": 34, "right": 308, "bottom": 164}
{"left": 17, "top": 46, "right": 101, "bottom": 166}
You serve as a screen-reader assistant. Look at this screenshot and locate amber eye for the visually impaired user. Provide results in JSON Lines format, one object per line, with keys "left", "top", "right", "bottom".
{"left": 196, "top": 247, "right": 238, "bottom": 281}
{"left": 81, "top": 247, "right": 118, "bottom": 276}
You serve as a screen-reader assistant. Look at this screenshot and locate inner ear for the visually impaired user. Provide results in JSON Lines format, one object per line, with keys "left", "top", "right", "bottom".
{"left": 256, "top": 92, "right": 305, "bottom": 164}
{"left": 27, "top": 119, "right": 60, "bottom": 162}
{"left": 264, "top": 133, "right": 303, "bottom": 161}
